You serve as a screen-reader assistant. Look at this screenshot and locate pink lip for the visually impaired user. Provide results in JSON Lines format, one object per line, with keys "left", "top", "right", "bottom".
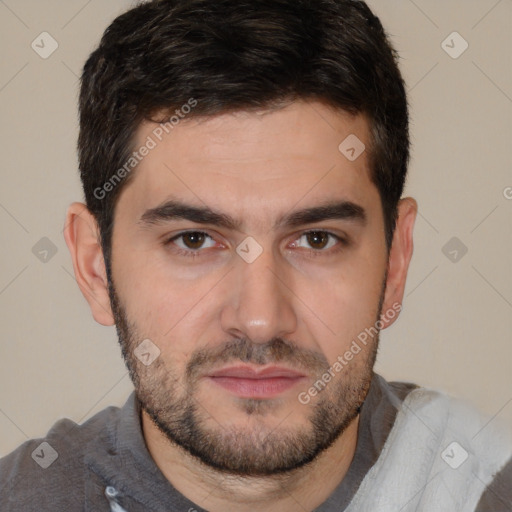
{"left": 207, "top": 365, "right": 307, "bottom": 398}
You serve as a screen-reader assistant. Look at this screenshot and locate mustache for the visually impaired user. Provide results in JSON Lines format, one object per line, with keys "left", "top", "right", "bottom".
{"left": 186, "top": 337, "right": 330, "bottom": 381}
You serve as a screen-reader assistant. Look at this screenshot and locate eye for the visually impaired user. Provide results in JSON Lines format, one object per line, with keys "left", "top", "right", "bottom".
{"left": 291, "top": 231, "right": 345, "bottom": 252}
{"left": 166, "top": 231, "right": 217, "bottom": 255}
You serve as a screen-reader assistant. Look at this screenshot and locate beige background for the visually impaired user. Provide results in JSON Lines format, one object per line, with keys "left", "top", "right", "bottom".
{"left": 0, "top": 0, "right": 511, "bottom": 457}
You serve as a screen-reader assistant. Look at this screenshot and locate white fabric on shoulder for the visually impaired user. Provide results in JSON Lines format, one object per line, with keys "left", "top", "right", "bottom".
{"left": 345, "top": 387, "right": 512, "bottom": 512}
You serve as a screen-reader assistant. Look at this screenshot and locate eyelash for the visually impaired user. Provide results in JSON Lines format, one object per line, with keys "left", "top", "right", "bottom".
{"left": 164, "top": 230, "right": 348, "bottom": 259}
{"left": 297, "top": 231, "right": 348, "bottom": 258}
{"left": 164, "top": 231, "right": 217, "bottom": 259}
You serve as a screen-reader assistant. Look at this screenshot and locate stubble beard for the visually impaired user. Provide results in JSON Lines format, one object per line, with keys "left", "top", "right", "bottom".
{"left": 108, "top": 279, "right": 382, "bottom": 477}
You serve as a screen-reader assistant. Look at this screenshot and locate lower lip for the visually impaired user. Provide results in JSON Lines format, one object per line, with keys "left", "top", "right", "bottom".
{"left": 208, "top": 376, "right": 306, "bottom": 398}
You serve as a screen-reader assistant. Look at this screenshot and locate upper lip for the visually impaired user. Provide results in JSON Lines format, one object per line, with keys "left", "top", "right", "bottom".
{"left": 207, "top": 365, "right": 306, "bottom": 379}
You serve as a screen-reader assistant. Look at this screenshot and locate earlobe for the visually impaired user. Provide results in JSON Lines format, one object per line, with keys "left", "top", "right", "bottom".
{"left": 63, "top": 202, "right": 115, "bottom": 326}
{"left": 380, "top": 197, "right": 417, "bottom": 329}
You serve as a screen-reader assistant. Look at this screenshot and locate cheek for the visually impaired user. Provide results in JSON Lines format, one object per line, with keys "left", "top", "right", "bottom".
{"left": 303, "top": 262, "right": 385, "bottom": 363}
{"left": 313, "top": 287, "right": 382, "bottom": 361}
{"left": 113, "top": 254, "right": 218, "bottom": 360}
{"left": 112, "top": 243, "right": 180, "bottom": 313}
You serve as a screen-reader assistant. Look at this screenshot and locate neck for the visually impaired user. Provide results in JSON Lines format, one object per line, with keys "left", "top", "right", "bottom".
{"left": 141, "top": 410, "right": 360, "bottom": 512}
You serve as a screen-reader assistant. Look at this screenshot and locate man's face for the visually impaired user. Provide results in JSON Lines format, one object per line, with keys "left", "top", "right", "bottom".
{"left": 108, "top": 101, "right": 391, "bottom": 475}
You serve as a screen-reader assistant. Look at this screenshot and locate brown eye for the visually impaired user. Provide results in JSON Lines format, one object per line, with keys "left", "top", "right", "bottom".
{"left": 306, "top": 231, "right": 330, "bottom": 250}
{"left": 164, "top": 231, "right": 218, "bottom": 259}
{"left": 291, "top": 231, "right": 345, "bottom": 253}
{"left": 181, "top": 232, "right": 207, "bottom": 249}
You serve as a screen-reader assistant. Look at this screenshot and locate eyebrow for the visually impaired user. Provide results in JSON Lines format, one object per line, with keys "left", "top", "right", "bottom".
{"left": 138, "top": 199, "right": 367, "bottom": 231}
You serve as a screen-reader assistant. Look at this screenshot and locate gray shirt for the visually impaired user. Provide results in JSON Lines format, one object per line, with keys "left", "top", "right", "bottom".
{"left": 1, "top": 373, "right": 510, "bottom": 510}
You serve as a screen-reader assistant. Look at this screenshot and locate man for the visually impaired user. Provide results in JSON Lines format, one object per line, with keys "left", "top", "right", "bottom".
{"left": 1, "top": 0, "right": 511, "bottom": 510}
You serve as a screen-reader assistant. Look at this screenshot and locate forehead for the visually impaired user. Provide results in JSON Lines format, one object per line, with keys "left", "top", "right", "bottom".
{"left": 118, "top": 101, "right": 378, "bottom": 221}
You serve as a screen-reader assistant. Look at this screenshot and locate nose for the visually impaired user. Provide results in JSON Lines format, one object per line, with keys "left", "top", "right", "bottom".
{"left": 220, "top": 245, "right": 298, "bottom": 344}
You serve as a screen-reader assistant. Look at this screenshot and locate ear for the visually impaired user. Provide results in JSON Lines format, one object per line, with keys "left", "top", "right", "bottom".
{"left": 63, "top": 202, "right": 115, "bottom": 326}
{"left": 380, "top": 197, "right": 417, "bottom": 329}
